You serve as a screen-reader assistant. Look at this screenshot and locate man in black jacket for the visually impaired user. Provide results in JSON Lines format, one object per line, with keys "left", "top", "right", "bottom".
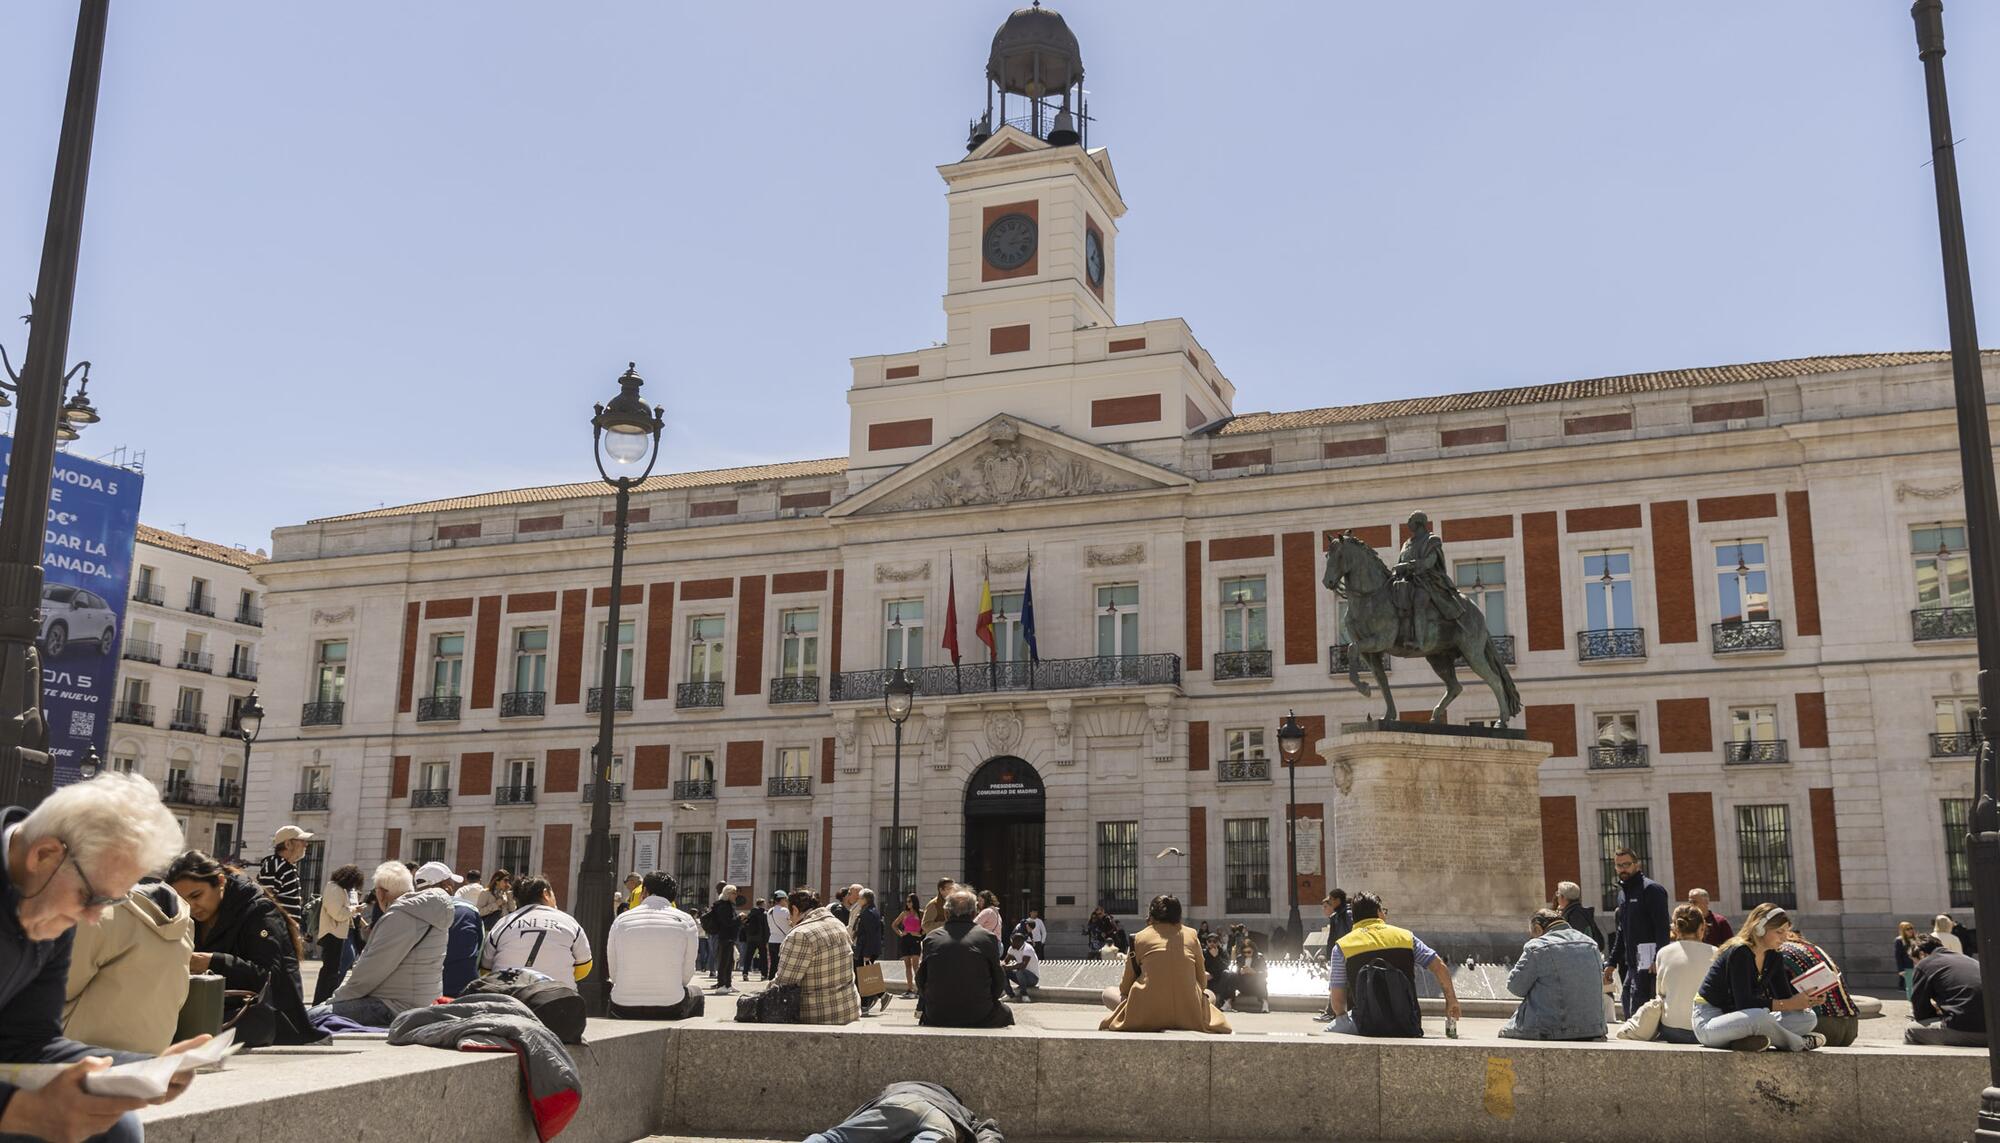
{"left": 807, "top": 1080, "right": 1003, "bottom": 1143}
{"left": 1907, "top": 936, "right": 1988, "bottom": 1046}
{"left": 1602, "top": 848, "right": 1671, "bottom": 1015}
{"left": 916, "top": 890, "right": 1012, "bottom": 1028}
{"left": 702, "top": 883, "right": 741, "bottom": 994}
{"left": 1553, "top": 880, "right": 1604, "bottom": 951}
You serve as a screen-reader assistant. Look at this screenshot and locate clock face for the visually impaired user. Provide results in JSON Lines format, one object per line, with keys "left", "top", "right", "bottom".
{"left": 983, "top": 213, "right": 1037, "bottom": 271}
{"left": 1084, "top": 229, "right": 1105, "bottom": 287}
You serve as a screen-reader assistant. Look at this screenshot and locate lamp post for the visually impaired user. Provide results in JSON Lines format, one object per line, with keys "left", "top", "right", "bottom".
{"left": 1910, "top": 5, "right": 2000, "bottom": 1135}
{"left": 233, "top": 690, "right": 263, "bottom": 861}
{"left": 1276, "top": 711, "right": 1306, "bottom": 946}
{"left": 78, "top": 746, "right": 99, "bottom": 780}
{"left": 884, "top": 667, "right": 915, "bottom": 903}
{"left": 575, "top": 364, "right": 664, "bottom": 1018}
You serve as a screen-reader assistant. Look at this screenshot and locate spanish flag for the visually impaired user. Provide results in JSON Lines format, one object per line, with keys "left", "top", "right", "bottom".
{"left": 975, "top": 577, "right": 996, "bottom": 656}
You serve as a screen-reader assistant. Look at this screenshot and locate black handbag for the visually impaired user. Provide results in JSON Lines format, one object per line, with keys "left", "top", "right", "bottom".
{"left": 463, "top": 968, "right": 588, "bottom": 1043}
{"left": 735, "top": 983, "right": 801, "bottom": 1023}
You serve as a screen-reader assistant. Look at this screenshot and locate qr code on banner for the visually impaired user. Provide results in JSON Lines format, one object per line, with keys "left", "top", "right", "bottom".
{"left": 68, "top": 711, "right": 94, "bottom": 739}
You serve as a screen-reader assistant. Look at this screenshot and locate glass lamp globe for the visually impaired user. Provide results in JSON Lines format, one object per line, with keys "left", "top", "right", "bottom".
{"left": 603, "top": 427, "right": 651, "bottom": 466}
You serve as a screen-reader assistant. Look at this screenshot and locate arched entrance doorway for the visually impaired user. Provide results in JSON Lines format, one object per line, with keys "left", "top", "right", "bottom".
{"left": 963, "top": 755, "right": 1045, "bottom": 923}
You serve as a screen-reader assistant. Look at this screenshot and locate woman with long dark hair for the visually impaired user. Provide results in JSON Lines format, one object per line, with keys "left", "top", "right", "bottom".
{"left": 312, "top": 863, "right": 366, "bottom": 1004}
{"left": 166, "top": 850, "right": 319, "bottom": 1044}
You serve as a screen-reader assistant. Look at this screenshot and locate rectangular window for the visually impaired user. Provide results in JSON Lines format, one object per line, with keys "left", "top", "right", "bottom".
{"left": 512, "top": 628, "right": 548, "bottom": 693}
{"left": 414, "top": 838, "right": 446, "bottom": 864}
{"left": 1224, "top": 728, "right": 1266, "bottom": 760}
{"left": 1944, "top": 798, "right": 1975, "bottom": 909}
{"left": 683, "top": 750, "right": 716, "bottom": 784}
{"left": 1729, "top": 705, "right": 1779, "bottom": 743}
{"left": 1914, "top": 523, "right": 1973, "bottom": 609}
{"left": 1715, "top": 541, "right": 1771, "bottom": 623}
{"left": 1595, "top": 710, "right": 1639, "bottom": 745}
{"left": 878, "top": 826, "right": 918, "bottom": 901}
{"left": 109, "top": 755, "right": 136, "bottom": 775}
{"left": 1454, "top": 559, "right": 1508, "bottom": 638}
{"left": 224, "top": 694, "right": 248, "bottom": 735}
{"left": 212, "top": 823, "right": 236, "bottom": 858}
{"left": 1937, "top": 695, "right": 1984, "bottom": 738}
{"left": 883, "top": 599, "right": 925, "bottom": 669}
{"left": 1095, "top": 584, "right": 1140, "bottom": 657}
{"left": 505, "top": 757, "right": 535, "bottom": 788}
{"left": 776, "top": 746, "right": 812, "bottom": 780}
{"left": 1582, "top": 551, "right": 1634, "bottom": 630}
{"left": 301, "top": 766, "right": 329, "bottom": 793}
{"left": 687, "top": 616, "right": 725, "bottom": 683}
{"left": 1735, "top": 804, "right": 1797, "bottom": 910}
{"left": 676, "top": 832, "right": 713, "bottom": 899}
{"left": 1096, "top": 821, "right": 1139, "bottom": 915}
{"left": 315, "top": 640, "right": 348, "bottom": 704}
{"left": 1220, "top": 577, "right": 1268, "bottom": 652}
{"left": 135, "top": 565, "right": 156, "bottom": 595}
{"left": 121, "top": 677, "right": 146, "bottom": 705}
{"left": 598, "top": 619, "right": 635, "bottom": 688}
{"left": 420, "top": 760, "right": 450, "bottom": 791}
{"left": 189, "top": 577, "right": 210, "bottom": 612}
{"left": 779, "top": 609, "right": 819, "bottom": 678}
{"left": 176, "top": 687, "right": 203, "bottom": 718}
{"left": 230, "top": 643, "right": 253, "bottom": 675}
{"left": 1596, "top": 808, "right": 1652, "bottom": 912}
{"left": 769, "top": 830, "right": 809, "bottom": 897}
{"left": 991, "top": 592, "right": 1029, "bottom": 662}
{"left": 297, "top": 841, "right": 325, "bottom": 894}
{"left": 497, "top": 836, "right": 532, "bottom": 878}
{"left": 430, "top": 634, "right": 465, "bottom": 697}
{"left": 1223, "top": 818, "right": 1271, "bottom": 913}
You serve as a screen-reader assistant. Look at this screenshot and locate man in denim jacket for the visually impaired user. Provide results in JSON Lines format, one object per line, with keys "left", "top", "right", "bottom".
{"left": 1499, "top": 908, "right": 1608, "bottom": 1041}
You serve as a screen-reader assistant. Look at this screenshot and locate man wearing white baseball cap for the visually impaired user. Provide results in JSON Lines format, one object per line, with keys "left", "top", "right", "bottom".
{"left": 413, "top": 862, "right": 485, "bottom": 996}
{"left": 258, "top": 825, "right": 313, "bottom": 929}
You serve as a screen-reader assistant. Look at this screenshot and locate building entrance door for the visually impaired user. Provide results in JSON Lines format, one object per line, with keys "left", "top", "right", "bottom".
{"left": 962, "top": 756, "right": 1045, "bottom": 925}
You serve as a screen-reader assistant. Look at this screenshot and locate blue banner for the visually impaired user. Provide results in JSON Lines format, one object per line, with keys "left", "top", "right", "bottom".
{"left": 0, "top": 438, "right": 144, "bottom": 786}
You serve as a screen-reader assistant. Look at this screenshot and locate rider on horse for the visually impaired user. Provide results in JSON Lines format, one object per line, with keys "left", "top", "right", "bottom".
{"left": 1391, "top": 511, "right": 1463, "bottom": 647}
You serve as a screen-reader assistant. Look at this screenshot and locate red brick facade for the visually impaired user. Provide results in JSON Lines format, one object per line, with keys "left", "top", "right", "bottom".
{"left": 1786, "top": 491, "right": 1823, "bottom": 637}
{"left": 1090, "top": 394, "right": 1161, "bottom": 427}
{"left": 725, "top": 740, "right": 763, "bottom": 787}
{"left": 1668, "top": 792, "right": 1720, "bottom": 899}
{"left": 1524, "top": 705, "right": 1577, "bottom": 757}
{"left": 1188, "top": 807, "right": 1208, "bottom": 908}
{"left": 459, "top": 752, "right": 493, "bottom": 797}
{"left": 1183, "top": 542, "right": 1203, "bottom": 672}
{"left": 633, "top": 744, "right": 670, "bottom": 790}
{"left": 542, "top": 825, "right": 573, "bottom": 907}
{"left": 1540, "top": 795, "right": 1580, "bottom": 901}
{"left": 1810, "top": 787, "right": 1843, "bottom": 901}
{"left": 1281, "top": 532, "right": 1318, "bottom": 666}
{"left": 1187, "top": 721, "right": 1209, "bottom": 771}
{"left": 735, "top": 576, "right": 766, "bottom": 696}
{"left": 544, "top": 748, "right": 580, "bottom": 794}
{"left": 1795, "top": 692, "right": 1829, "bottom": 749}
{"left": 1650, "top": 500, "right": 1698, "bottom": 644}
{"left": 1322, "top": 437, "right": 1387, "bottom": 459}
{"left": 555, "top": 589, "right": 586, "bottom": 705}
{"left": 471, "top": 595, "right": 501, "bottom": 710}
{"left": 1522, "top": 512, "right": 1565, "bottom": 652}
{"left": 644, "top": 582, "right": 675, "bottom": 701}
{"left": 1657, "top": 697, "right": 1711, "bottom": 754}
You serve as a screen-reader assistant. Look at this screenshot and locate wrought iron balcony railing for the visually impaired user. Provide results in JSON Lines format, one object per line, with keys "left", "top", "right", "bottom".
{"left": 1451, "top": 634, "right": 1518, "bottom": 668}
{"left": 122, "top": 639, "right": 161, "bottom": 664}
{"left": 500, "top": 690, "right": 546, "bottom": 718}
{"left": 770, "top": 675, "right": 820, "bottom": 705}
{"left": 1914, "top": 606, "right": 1977, "bottom": 642}
{"left": 677, "top": 681, "right": 725, "bottom": 709}
{"left": 177, "top": 650, "right": 214, "bottom": 673}
{"left": 674, "top": 779, "right": 716, "bottom": 800}
{"left": 159, "top": 779, "right": 239, "bottom": 808}
{"left": 300, "top": 701, "right": 345, "bottom": 727}
{"left": 1218, "top": 758, "right": 1271, "bottom": 783}
{"left": 131, "top": 584, "right": 164, "bottom": 607}
{"left": 768, "top": 775, "right": 812, "bottom": 798}
{"left": 1712, "top": 619, "right": 1784, "bottom": 655}
{"left": 161, "top": 779, "right": 195, "bottom": 805}
{"left": 169, "top": 710, "right": 207, "bottom": 734}
{"left": 417, "top": 695, "right": 462, "bottom": 722}
{"left": 411, "top": 787, "right": 451, "bottom": 809}
{"left": 1932, "top": 731, "right": 1982, "bottom": 758}
{"left": 185, "top": 592, "right": 215, "bottom": 617}
{"left": 495, "top": 784, "right": 537, "bottom": 806}
{"left": 217, "top": 782, "right": 242, "bottom": 808}
{"left": 1724, "top": 739, "right": 1789, "bottom": 765}
{"left": 113, "top": 701, "right": 153, "bottom": 726}
{"left": 1587, "top": 743, "right": 1650, "bottom": 770}
{"left": 1213, "top": 650, "right": 1273, "bottom": 681}
{"left": 1577, "top": 628, "right": 1647, "bottom": 662}
{"left": 1329, "top": 644, "right": 1392, "bottom": 675}
{"left": 235, "top": 605, "right": 263, "bottom": 627}
{"left": 226, "top": 657, "right": 258, "bottom": 681}
{"left": 292, "top": 790, "right": 331, "bottom": 812}
{"left": 587, "top": 686, "right": 634, "bottom": 713}
{"left": 829, "top": 654, "right": 1182, "bottom": 702}
{"left": 580, "top": 783, "right": 625, "bottom": 803}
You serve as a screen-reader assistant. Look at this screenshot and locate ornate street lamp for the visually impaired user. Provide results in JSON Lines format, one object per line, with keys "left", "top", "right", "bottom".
{"left": 78, "top": 746, "right": 99, "bottom": 780}
{"left": 885, "top": 667, "right": 915, "bottom": 903}
{"left": 576, "top": 363, "right": 664, "bottom": 1017}
{"left": 1277, "top": 710, "right": 1306, "bottom": 946}
{"left": 233, "top": 690, "right": 263, "bottom": 860}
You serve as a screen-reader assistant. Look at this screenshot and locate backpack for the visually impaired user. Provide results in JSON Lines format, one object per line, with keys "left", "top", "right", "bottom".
{"left": 1350, "top": 960, "right": 1423, "bottom": 1038}
{"left": 734, "top": 983, "right": 801, "bottom": 1024}
{"left": 462, "top": 967, "right": 587, "bottom": 1044}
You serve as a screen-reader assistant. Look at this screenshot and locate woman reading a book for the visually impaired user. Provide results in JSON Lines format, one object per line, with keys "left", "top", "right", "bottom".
{"left": 1690, "top": 903, "right": 1833, "bottom": 1052}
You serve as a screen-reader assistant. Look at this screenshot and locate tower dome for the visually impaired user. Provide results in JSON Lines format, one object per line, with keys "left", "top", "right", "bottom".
{"left": 969, "top": 2, "right": 1090, "bottom": 151}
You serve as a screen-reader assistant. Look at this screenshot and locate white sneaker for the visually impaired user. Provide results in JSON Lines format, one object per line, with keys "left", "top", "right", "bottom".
{"left": 1800, "top": 1033, "right": 1826, "bottom": 1051}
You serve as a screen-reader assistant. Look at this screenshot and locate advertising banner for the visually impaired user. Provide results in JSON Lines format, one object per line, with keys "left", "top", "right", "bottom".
{"left": 0, "top": 439, "right": 144, "bottom": 785}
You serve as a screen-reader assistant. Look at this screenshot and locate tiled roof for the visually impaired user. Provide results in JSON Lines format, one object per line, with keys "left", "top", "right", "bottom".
{"left": 136, "top": 524, "right": 266, "bottom": 569}
{"left": 1214, "top": 351, "right": 1990, "bottom": 436}
{"left": 311, "top": 457, "right": 850, "bottom": 523}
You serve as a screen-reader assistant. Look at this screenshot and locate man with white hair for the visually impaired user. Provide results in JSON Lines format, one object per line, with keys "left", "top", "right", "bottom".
{"left": 314, "top": 860, "right": 455, "bottom": 1025}
{"left": 1552, "top": 881, "right": 1603, "bottom": 951}
{"left": 0, "top": 773, "right": 209, "bottom": 1143}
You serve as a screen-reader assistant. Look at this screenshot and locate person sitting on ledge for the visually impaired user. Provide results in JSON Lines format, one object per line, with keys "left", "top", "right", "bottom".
{"left": 1203, "top": 933, "right": 1238, "bottom": 1010}
{"left": 771, "top": 887, "right": 861, "bottom": 1025}
{"left": 1779, "top": 924, "right": 1859, "bottom": 1047}
{"left": 1691, "top": 903, "right": 1826, "bottom": 1052}
{"left": 1100, "top": 894, "right": 1230, "bottom": 1034}
{"left": 1619, "top": 903, "right": 1713, "bottom": 1044}
{"left": 605, "top": 871, "right": 703, "bottom": 1020}
{"left": 166, "top": 850, "right": 318, "bottom": 1044}
{"left": 1324, "top": 892, "right": 1460, "bottom": 1037}
{"left": 1906, "top": 934, "right": 1987, "bottom": 1047}
{"left": 917, "top": 890, "right": 1011, "bottom": 1028}
{"left": 313, "top": 860, "right": 453, "bottom": 1027}
{"left": 1229, "top": 939, "right": 1269, "bottom": 1014}
{"left": 1499, "top": 907, "right": 1606, "bottom": 1041}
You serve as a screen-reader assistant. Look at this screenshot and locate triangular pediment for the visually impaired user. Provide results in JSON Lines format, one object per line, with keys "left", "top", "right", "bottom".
{"left": 830, "top": 415, "right": 1191, "bottom": 518}
{"left": 963, "top": 125, "right": 1048, "bottom": 163}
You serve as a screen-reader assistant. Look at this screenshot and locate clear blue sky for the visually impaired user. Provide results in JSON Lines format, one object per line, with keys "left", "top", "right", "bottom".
{"left": 2, "top": 2, "right": 1995, "bottom": 552}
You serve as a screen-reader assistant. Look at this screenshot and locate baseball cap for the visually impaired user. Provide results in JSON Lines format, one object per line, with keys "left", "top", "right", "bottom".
{"left": 413, "top": 861, "right": 457, "bottom": 889}
{"left": 773, "top": 890, "right": 787, "bottom": 899}
{"left": 272, "top": 825, "right": 314, "bottom": 844}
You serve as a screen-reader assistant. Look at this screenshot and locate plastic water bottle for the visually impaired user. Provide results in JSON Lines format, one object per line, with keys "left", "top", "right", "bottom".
{"left": 1445, "top": 1016, "right": 1459, "bottom": 1039}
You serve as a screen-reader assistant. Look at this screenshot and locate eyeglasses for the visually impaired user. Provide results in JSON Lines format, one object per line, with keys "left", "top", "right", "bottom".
{"left": 36, "top": 840, "right": 120, "bottom": 910}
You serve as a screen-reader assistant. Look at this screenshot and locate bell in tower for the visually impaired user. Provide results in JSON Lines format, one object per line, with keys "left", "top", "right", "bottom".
{"left": 968, "top": 2, "right": 1088, "bottom": 151}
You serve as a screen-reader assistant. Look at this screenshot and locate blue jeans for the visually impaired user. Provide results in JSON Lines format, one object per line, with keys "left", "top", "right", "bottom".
{"left": 1619, "top": 969, "right": 1655, "bottom": 1018}
{"left": 1692, "top": 1001, "right": 1816, "bottom": 1050}
{"left": 0, "top": 1112, "right": 139, "bottom": 1143}
{"left": 1005, "top": 967, "right": 1039, "bottom": 998}
{"left": 1657, "top": 1025, "right": 1698, "bottom": 1045}
{"left": 697, "top": 936, "right": 712, "bottom": 971}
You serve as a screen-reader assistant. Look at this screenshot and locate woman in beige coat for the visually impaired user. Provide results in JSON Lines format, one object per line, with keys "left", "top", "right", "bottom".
{"left": 64, "top": 883, "right": 196, "bottom": 1053}
{"left": 1100, "top": 895, "right": 1231, "bottom": 1034}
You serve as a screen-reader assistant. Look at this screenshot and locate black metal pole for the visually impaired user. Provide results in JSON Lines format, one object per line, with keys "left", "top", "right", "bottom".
{"left": 1286, "top": 754, "right": 1301, "bottom": 944}
{"left": 891, "top": 719, "right": 903, "bottom": 902}
{"left": 0, "top": 0, "right": 109, "bottom": 806}
{"left": 574, "top": 479, "right": 629, "bottom": 1017}
{"left": 234, "top": 735, "right": 250, "bottom": 860}
{"left": 1911, "top": 4, "right": 2000, "bottom": 1133}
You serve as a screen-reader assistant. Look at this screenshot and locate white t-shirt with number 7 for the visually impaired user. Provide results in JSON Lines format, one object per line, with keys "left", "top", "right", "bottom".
{"left": 483, "top": 904, "right": 593, "bottom": 989}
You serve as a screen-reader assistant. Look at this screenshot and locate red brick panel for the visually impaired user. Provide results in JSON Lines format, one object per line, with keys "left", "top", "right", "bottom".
{"left": 1442, "top": 424, "right": 1508, "bottom": 447}
{"left": 1695, "top": 493, "right": 1778, "bottom": 523}
{"left": 471, "top": 595, "right": 502, "bottom": 710}
{"left": 1658, "top": 697, "right": 1711, "bottom": 754}
{"left": 518, "top": 514, "right": 564, "bottom": 534}
{"left": 437, "top": 522, "right": 482, "bottom": 541}
{"left": 1650, "top": 500, "right": 1698, "bottom": 645}
{"left": 689, "top": 500, "right": 738, "bottom": 519}
{"left": 391, "top": 755, "right": 411, "bottom": 799}
{"left": 1212, "top": 448, "right": 1272, "bottom": 470}
{"left": 1442, "top": 515, "right": 1513, "bottom": 542}
{"left": 1693, "top": 398, "right": 1766, "bottom": 424}
{"left": 633, "top": 744, "right": 670, "bottom": 790}
{"left": 425, "top": 597, "right": 474, "bottom": 620}
{"left": 1540, "top": 795, "right": 1581, "bottom": 902}
{"left": 772, "top": 570, "right": 828, "bottom": 595}
{"left": 599, "top": 507, "right": 651, "bottom": 525}
{"left": 544, "top": 747, "right": 580, "bottom": 794}
{"left": 1188, "top": 807, "right": 1208, "bottom": 908}
{"left": 1288, "top": 714, "right": 1327, "bottom": 766}
{"left": 590, "top": 585, "right": 644, "bottom": 607}
{"left": 1810, "top": 787, "right": 1843, "bottom": 901}
{"left": 1668, "top": 792, "right": 1720, "bottom": 900}
{"left": 1324, "top": 525, "right": 1393, "bottom": 549}
{"left": 397, "top": 601, "right": 421, "bottom": 715}
{"left": 1795, "top": 692, "right": 1829, "bottom": 750}
{"left": 1188, "top": 721, "right": 1209, "bottom": 772}
{"left": 644, "top": 582, "right": 675, "bottom": 701}
{"left": 542, "top": 825, "right": 573, "bottom": 907}
{"left": 507, "top": 592, "right": 557, "bottom": 613}
{"left": 820, "top": 736, "right": 836, "bottom": 786}
{"left": 830, "top": 570, "right": 846, "bottom": 678}
{"left": 1091, "top": 394, "right": 1161, "bottom": 427}
{"left": 1108, "top": 337, "right": 1147, "bottom": 353}
{"left": 779, "top": 491, "right": 833, "bottom": 510}
{"left": 1564, "top": 412, "right": 1634, "bottom": 436}
{"left": 459, "top": 752, "right": 493, "bottom": 797}
{"left": 457, "top": 826, "right": 486, "bottom": 877}
{"left": 1280, "top": 532, "right": 1319, "bottom": 666}
{"left": 681, "top": 578, "right": 733, "bottom": 601}
{"left": 725, "top": 740, "right": 763, "bottom": 787}
{"left": 555, "top": 589, "right": 587, "bottom": 705}
{"left": 980, "top": 201, "right": 1039, "bottom": 282}
{"left": 1566, "top": 504, "right": 1643, "bottom": 532}
{"left": 1183, "top": 542, "right": 1204, "bottom": 672}
{"left": 867, "top": 419, "right": 933, "bottom": 451}
{"left": 989, "top": 325, "right": 1032, "bottom": 355}
{"left": 1522, "top": 511, "right": 1565, "bottom": 652}
{"left": 1322, "top": 437, "right": 1387, "bottom": 459}
{"left": 1786, "top": 491, "right": 1822, "bottom": 637}
{"left": 1524, "top": 705, "right": 1577, "bottom": 758}
{"left": 384, "top": 828, "right": 402, "bottom": 863}
{"left": 884, "top": 364, "right": 920, "bottom": 380}
{"left": 1295, "top": 800, "right": 1327, "bottom": 904}
{"left": 1210, "top": 535, "right": 1274, "bottom": 562}
{"left": 735, "top": 576, "right": 766, "bottom": 696}
{"left": 820, "top": 817, "right": 833, "bottom": 896}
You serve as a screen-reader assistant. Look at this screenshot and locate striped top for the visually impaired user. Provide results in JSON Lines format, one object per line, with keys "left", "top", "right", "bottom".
{"left": 257, "top": 853, "right": 304, "bottom": 928}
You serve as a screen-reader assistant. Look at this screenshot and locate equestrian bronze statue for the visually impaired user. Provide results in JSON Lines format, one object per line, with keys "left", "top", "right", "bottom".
{"left": 1321, "top": 511, "right": 1523, "bottom": 726}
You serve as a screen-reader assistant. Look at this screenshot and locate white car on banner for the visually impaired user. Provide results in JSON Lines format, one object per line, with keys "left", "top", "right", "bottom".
{"left": 39, "top": 584, "right": 118, "bottom": 658}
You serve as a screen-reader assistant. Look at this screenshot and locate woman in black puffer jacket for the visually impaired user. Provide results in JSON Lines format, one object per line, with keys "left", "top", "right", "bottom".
{"left": 166, "top": 850, "right": 320, "bottom": 1044}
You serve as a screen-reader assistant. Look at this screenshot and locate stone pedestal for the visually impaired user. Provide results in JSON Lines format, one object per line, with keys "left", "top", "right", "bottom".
{"left": 1329, "top": 729, "right": 1551, "bottom": 960}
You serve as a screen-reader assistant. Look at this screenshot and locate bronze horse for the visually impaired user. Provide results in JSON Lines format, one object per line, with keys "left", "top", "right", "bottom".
{"left": 1322, "top": 533, "right": 1522, "bottom": 726}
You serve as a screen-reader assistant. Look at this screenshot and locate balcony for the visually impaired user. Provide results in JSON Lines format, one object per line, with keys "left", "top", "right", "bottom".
{"left": 1724, "top": 739, "right": 1789, "bottom": 765}
{"left": 1213, "top": 650, "right": 1273, "bottom": 681}
{"left": 161, "top": 779, "right": 237, "bottom": 808}
{"left": 227, "top": 657, "right": 258, "bottom": 682}
{"left": 495, "top": 784, "right": 537, "bottom": 806}
{"left": 1914, "top": 606, "right": 1977, "bottom": 642}
{"left": 1932, "top": 731, "right": 1982, "bottom": 758}
{"left": 770, "top": 675, "right": 820, "bottom": 705}
{"left": 768, "top": 775, "right": 812, "bottom": 798}
{"left": 1587, "top": 743, "right": 1650, "bottom": 770}
{"left": 177, "top": 650, "right": 214, "bottom": 674}
{"left": 581, "top": 783, "right": 625, "bottom": 803}
{"left": 674, "top": 779, "right": 716, "bottom": 800}
{"left": 1577, "top": 628, "right": 1647, "bottom": 662}
{"left": 113, "top": 701, "right": 154, "bottom": 727}
{"left": 677, "top": 681, "right": 725, "bottom": 709}
{"left": 131, "top": 584, "right": 164, "bottom": 607}
{"left": 1328, "top": 644, "right": 1392, "bottom": 675}
{"left": 300, "top": 701, "right": 344, "bottom": 727}
{"left": 1712, "top": 619, "right": 1784, "bottom": 655}
{"left": 587, "top": 686, "right": 634, "bottom": 714}
{"left": 234, "top": 604, "right": 263, "bottom": 628}
{"left": 185, "top": 592, "right": 215, "bottom": 618}
{"left": 1218, "top": 758, "right": 1271, "bottom": 783}
{"left": 501, "top": 690, "right": 546, "bottom": 718}
{"left": 411, "top": 787, "right": 451, "bottom": 809}
{"left": 831, "top": 654, "right": 1183, "bottom": 702}
{"left": 417, "top": 695, "right": 462, "bottom": 722}
{"left": 217, "top": 782, "right": 242, "bottom": 808}
{"left": 169, "top": 710, "right": 207, "bottom": 734}
{"left": 122, "top": 639, "right": 161, "bottom": 665}
{"left": 292, "top": 790, "right": 331, "bottom": 812}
